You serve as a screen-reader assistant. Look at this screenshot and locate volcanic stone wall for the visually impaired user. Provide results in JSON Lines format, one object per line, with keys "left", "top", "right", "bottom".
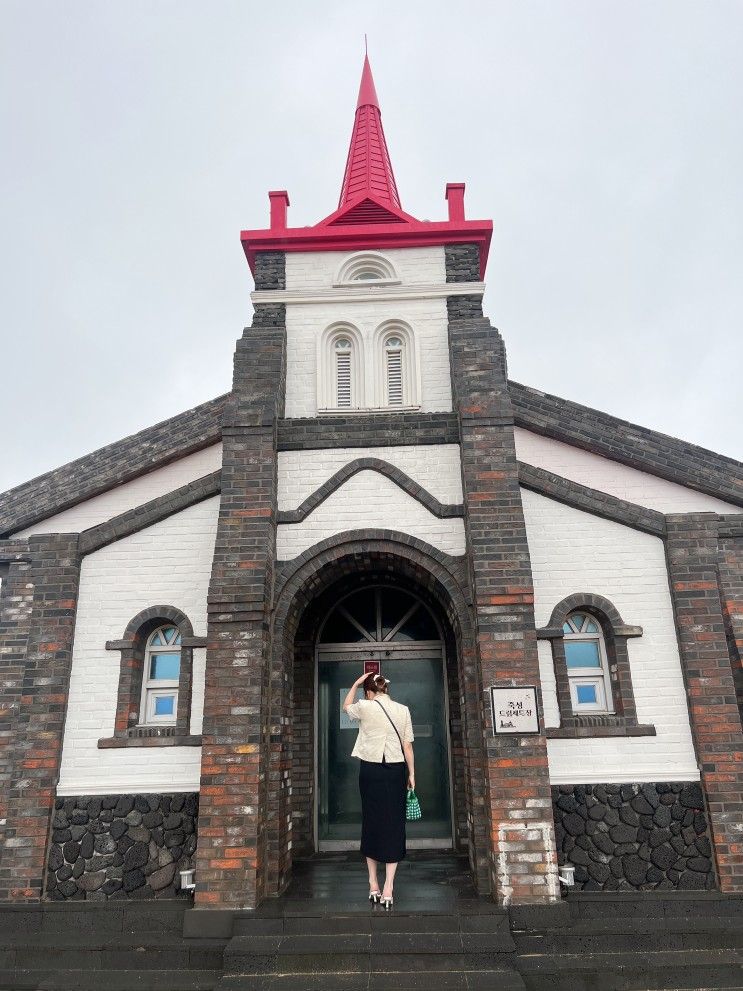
{"left": 552, "top": 783, "right": 715, "bottom": 891}
{"left": 46, "top": 793, "right": 198, "bottom": 900}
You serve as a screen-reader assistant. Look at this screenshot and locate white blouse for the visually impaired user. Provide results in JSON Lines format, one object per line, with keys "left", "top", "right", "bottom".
{"left": 346, "top": 697, "right": 415, "bottom": 763}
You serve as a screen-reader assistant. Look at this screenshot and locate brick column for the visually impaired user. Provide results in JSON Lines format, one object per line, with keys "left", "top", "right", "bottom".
{"left": 446, "top": 250, "right": 558, "bottom": 905}
{"left": 0, "top": 534, "right": 80, "bottom": 901}
{"left": 666, "top": 514, "right": 743, "bottom": 893}
{"left": 194, "top": 255, "right": 286, "bottom": 909}
{"left": 718, "top": 532, "right": 743, "bottom": 716}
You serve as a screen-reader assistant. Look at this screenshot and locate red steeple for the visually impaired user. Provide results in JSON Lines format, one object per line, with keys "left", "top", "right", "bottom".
{"left": 241, "top": 56, "right": 493, "bottom": 278}
{"left": 335, "top": 55, "right": 403, "bottom": 222}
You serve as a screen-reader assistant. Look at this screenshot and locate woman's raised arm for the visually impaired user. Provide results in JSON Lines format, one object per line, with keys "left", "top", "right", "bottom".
{"left": 342, "top": 673, "right": 368, "bottom": 712}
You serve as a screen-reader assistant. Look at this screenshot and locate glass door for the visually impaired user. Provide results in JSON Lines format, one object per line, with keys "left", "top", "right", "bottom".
{"left": 317, "top": 652, "right": 453, "bottom": 849}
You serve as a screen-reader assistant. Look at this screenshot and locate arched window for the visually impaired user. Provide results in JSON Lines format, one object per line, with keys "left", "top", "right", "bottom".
{"left": 140, "top": 625, "right": 182, "bottom": 724}
{"left": 335, "top": 252, "right": 398, "bottom": 285}
{"left": 318, "top": 324, "right": 364, "bottom": 412}
{"left": 334, "top": 337, "right": 354, "bottom": 409}
{"left": 373, "top": 322, "right": 419, "bottom": 409}
{"left": 103, "top": 605, "right": 201, "bottom": 745}
{"left": 562, "top": 611, "right": 613, "bottom": 713}
{"left": 384, "top": 335, "right": 404, "bottom": 406}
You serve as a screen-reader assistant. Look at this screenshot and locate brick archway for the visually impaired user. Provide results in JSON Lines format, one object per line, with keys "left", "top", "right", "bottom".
{"left": 264, "top": 531, "right": 492, "bottom": 899}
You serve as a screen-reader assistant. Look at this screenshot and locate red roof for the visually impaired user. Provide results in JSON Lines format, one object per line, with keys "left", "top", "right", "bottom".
{"left": 336, "top": 55, "right": 402, "bottom": 217}
{"left": 241, "top": 55, "right": 492, "bottom": 278}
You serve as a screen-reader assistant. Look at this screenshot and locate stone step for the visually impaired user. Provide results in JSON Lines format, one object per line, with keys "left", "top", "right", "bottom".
{"left": 0, "top": 935, "right": 224, "bottom": 973}
{"left": 0, "top": 968, "right": 219, "bottom": 991}
{"left": 223, "top": 930, "right": 517, "bottom": 974}
{"left": 512, "top": 915, "right": 743, "bottom": 953}
{"left": 516, "top": 946, "right": 743, "bottom": 991}
{"left": 232, "top": 909, "right": 511, "bottom": 937}
{"left": 217, "top": 970, "right": 527, "bottom": 990}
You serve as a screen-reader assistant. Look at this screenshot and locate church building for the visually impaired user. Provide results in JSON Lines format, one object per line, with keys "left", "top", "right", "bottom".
{"left": 1, "top": 55, "right": 742, "bottom": 912}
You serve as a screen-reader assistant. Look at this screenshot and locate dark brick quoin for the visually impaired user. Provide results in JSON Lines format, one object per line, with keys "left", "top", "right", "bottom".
{"left": 0, "top": 534, "right": 81, "bottom": 902}
{"left": 717, "top": 535, "right": 743, "bottom": 719}
{"left": 194, "top": 269, "right": 287, "bottom": 910}
{"left": 448, "top": 282, "right": 559, "bottom": 905}
{"left": 665, "top": 515, "right": 743, "bottom": 893}
{"left": 45, "top": 793, "right": 198, "bottom": 900}
{"left": 552, "top": 783, "right": 715, "bottom": 891}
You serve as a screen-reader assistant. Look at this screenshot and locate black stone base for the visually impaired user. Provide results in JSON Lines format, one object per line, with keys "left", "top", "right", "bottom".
{"left": 45, "top": 792, "right": 198, "bottom": 900}
{"left": 552, "top": 782, "right": 715, "bottom": 891}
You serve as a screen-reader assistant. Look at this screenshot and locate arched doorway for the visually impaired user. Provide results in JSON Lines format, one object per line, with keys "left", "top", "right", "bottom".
{"left": 316, "top": 583, "right": 454, "bottom": 850}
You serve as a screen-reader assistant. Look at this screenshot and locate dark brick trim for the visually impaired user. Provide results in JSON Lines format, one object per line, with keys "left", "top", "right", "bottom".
{"left": 97, "top": 734, "right": 202, "bottom": 748}
{"left": 0, "top": 396, "right": 227, "bottom": 538}
{"left": 0, "top": 539, "right": 32, "bottom": 563}
{"left": 107, "top": 606, "right": 196, "bottom": 739}
{"left": 547, "top": 724, "right": 656, "bottom": 738}
{"left": 718, "top": 515, "right": 743, "bottom": 538}
{"left": 518, "top": 463, "right": 667, "bottom": 537}
{"left": 510, "top": 381, "right": 743, "bottom": 509}
{"left": 277, "top": 412, "right": 460, "bottom": 451}
{"left": 277, "top": 459, "right": 463, "bottom": 524}
{"left": 5, "top": 377, "right": 739, "bottom": 538}
{"left": 79, "top": 472, "right": 221, "bottom": 555}
{"left": 0, "top": 534, "right": 81, "bottom": 902}
{"left": 543, "top": 593, "right": 643, "bottom": 730}
{"left": 665, "top": 514, "right": 743, "bottom": 893}
{"left": 276, "top": 528, "right": 468, "bottom": 581}
{"left": 445, "top": 243, "right": 481, "bottom": 283}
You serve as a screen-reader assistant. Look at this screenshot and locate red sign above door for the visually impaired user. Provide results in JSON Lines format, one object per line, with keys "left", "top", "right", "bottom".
{"left": 363, "top": 660, "right": 380, "bottom": 675}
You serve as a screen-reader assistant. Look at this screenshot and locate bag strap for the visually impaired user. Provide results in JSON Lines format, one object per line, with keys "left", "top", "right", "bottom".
{"left": 374, "top": 699, "right": 405, "bottom": 757}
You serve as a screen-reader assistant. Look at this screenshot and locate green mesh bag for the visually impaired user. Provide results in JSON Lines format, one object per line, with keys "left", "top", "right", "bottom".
{"left": 406, "top": 789, "right": 422, "bottom": 822}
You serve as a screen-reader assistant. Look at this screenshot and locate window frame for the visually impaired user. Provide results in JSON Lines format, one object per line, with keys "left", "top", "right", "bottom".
{"left": 563, "top": 612, "right": 614, "bottom": 714}
{"left": 105, "top": 605, "right": 198, "bottom": 742}
{"left": 537, "top": 593, "right": 644, "bottom": 731}
{"left": 139, "top": 625, "right": 182, "bottom": 727}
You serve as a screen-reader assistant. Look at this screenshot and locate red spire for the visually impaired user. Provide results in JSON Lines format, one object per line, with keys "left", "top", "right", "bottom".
{"left": 338, "top": 55, "right": 402, "bottom": 214}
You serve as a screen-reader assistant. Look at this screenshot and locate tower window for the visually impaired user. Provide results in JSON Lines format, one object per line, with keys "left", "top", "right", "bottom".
{"left": 385, "top": 336, "right": 404, "bottom": 406}
{"left": 334, "top": 338, "right": 353, "bottom": 408}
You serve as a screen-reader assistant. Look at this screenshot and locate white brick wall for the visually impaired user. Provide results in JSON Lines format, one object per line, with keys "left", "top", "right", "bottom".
{"left": 57, "top": 497, "right": 219, "bottom": 796}
{"left": 283, "top": 247, "right": 451, "bottom": 418}
{"left": 515, "top": 428, "right": 737, "bottom": 513}
{"left": 277, "top": 470, "right": 465, "bottom": 560}
{"left": 278, "top": 445, "right": 463, "bottom": 510}
{"left": 14, "top": 444, "right": 223, "bottom": 537}
{"left": 521, "top": 488, "right": 699, "bottom": 784}
{"left": 285, "top": 247, "right": 446, "bottom": 290}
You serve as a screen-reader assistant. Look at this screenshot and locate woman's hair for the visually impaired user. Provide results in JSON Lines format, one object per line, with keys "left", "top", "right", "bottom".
{"left": 362, "top": 672, "right": 389, "bottom": 696}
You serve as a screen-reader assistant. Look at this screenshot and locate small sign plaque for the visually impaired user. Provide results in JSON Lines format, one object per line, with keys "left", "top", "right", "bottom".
{"left": 490, "top": 686, "right": 540, "bottom": 735}
{"left": 363, "top": 660, "right": 380, "bottom": 675}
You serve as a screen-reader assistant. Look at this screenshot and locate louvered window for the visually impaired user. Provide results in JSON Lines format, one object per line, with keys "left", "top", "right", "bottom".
{"left": 334, "top": 338, "right": 353, "bottom": 408}
{"left": 385, "top": 337, "right": 404, "bottom": 406}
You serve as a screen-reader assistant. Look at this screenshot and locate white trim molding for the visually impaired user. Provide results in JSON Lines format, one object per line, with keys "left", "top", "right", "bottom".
{"left": 252, "top": 281, "right": 485, "bottom": 306}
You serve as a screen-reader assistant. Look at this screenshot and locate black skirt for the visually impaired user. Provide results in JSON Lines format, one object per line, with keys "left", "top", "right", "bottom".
{"left": 359, "top": 758, "right": 407, "bottom": 863}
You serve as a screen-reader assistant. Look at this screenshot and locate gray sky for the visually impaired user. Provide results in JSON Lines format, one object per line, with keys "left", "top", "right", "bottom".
{"left": 1, "top": 0, "right": 742, "bottom": 492}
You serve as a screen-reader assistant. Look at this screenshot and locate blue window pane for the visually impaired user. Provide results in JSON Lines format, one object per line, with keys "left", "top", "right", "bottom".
{"left": 571, "top": 612, "right": 586, "bottom": 630}
{"left": 150, "top": 653, "right": 180, "bottom": 679}
{"left": 576, "top": 684, "right": 598, "bottom": 705}
{"left": 153, "top": 696, "right": 175, "bottom": 716}
{"left": 565, "top": 641, "right": 601, "bottom": 669}
{"left": 562, "top": 622, "right": 572, "bottom": 634}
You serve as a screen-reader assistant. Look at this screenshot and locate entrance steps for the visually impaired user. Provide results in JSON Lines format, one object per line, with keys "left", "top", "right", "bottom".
{"left": 510, "top": 892, "right": 743, "bottom": 991}
{"left": 219, "top": 906, "right": 524, "bottom": 990}
{"left": 0, "top": 901, "right": 224, "bottom": 991}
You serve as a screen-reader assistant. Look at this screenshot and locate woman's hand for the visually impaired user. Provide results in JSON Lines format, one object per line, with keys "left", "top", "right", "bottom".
{"left": 353, "top": 672, "right": 368, "bottom": 686}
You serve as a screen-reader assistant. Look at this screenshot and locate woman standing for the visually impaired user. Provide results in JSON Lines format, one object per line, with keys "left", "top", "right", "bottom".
{"left": 343, "top": 671, "right": 415, "bottom": 909}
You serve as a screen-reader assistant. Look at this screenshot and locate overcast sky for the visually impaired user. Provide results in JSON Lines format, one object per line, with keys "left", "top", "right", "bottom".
{"left": 1, "top": 0, "right": 742, "bottom": 492}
